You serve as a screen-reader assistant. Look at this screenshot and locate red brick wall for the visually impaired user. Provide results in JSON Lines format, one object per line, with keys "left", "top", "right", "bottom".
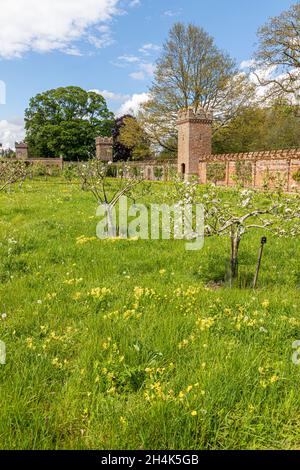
{"left": 199, "top": 150, "right": 300, "bottom": 191}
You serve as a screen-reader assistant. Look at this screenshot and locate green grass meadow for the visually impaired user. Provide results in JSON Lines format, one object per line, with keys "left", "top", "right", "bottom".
{"left": 0, "top": 178, "right": 300, "bottom": 450}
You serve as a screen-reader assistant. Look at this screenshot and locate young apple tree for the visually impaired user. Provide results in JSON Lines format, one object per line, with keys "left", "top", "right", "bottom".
{"left": 79, "top": 159, "right": 149, "bottom": 237}
{"left": 174, "top": 179, "right": 300, "bottom": 286}
{"left": 0, "top": 160, "right": 27, "bottom": 192}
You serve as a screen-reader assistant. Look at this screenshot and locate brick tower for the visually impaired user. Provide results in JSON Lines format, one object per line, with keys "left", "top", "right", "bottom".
{"left": 96, "top": 137, "right": 113, "bottom": 162}
{"left": 177, "top": 107, "right": 213, "bottom": 178}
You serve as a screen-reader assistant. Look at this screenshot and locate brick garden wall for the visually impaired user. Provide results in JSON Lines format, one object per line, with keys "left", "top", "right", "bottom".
{"left": 199, "top": 149, "right": 300, "bottom": 191}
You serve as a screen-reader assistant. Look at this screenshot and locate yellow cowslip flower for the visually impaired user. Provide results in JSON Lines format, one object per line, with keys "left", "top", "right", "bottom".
{"left": 72, "top": 292, "right": 82, "bottom": 301}
{"left": 262, "top": 300, "right": 270, "bottom": 309}
{"left": 120, "top": 417, "right": 127, "bottom": 426}
{"left": 134, "top": 287, "right": 144, "bottom": 299}
{"left": 26, "top": 337, "right": 36, "bottom": 350}
{"left": 181, "top": 339, "right": 189, "bottom": 347}
{"left": 89, "top": 287, "right": 111, "bottom": 299}
{"left": 46, "top": 293, "right": 57, "bottom": 300}
{"left": 270, "top": 375, "right": 279, "bottom": 384}
{"left": 159, "top": 269, "right": 166, "bottom": 275}
{"left": 186, "top": 385, "right": 193, "bottom": 393}
{"left": 76, "top": 236, "right": 97, "bottom": 245}
{"left": 224, "top": 308, "right": 232, "bottom": 316}
{"left": 260, "top": 380, "right": 267, "bottom": 389}
{"left": 191, "top": 411, "right": 198, "bottom": 417}
{"left": 196, "top": 317, "right": 215, "bottom": 331}
{"left": 52, "top": 357, "right": 63, "bottom": 369}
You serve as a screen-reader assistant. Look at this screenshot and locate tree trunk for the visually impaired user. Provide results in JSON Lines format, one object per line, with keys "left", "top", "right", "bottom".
{"left": 107, "top": 204, "right": 116, "bottom": 238}
{"left": 230, "top": 234, "right": 241, "bottom": 287}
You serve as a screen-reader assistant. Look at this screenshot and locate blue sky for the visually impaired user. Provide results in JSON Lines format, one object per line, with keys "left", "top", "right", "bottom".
{"left": 0, "top": 0, "right": 296, "bottom": 147}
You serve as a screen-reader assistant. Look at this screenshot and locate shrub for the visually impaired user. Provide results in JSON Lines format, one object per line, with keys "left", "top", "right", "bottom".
{"left": 292, "top": 167, "right": 300, "bottom": 183}
{"left": 31, "top": 163, "right": 48, "bottom": 177}
{"left": 207, "top": 163, "right": 226, "bottom": 184}
{"left": 63, "top": 164, "right": 78, "bottom": 181}
{"left": 154, "top": 167, "right": 164, "bottom": 180}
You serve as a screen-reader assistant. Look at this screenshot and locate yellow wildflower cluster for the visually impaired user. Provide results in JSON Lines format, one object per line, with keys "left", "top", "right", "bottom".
{"left": 120, "top": 416, "right": 127, "bottom": 426}
{"left": 72, "top": 292, "right": 82, "bottom": 301}
{"left": 134, "top": 287, "right": 156, "bottom": 300}
{"left": 145, "top": 365, "right": 171, "bottom": 378}
{"left": 41, "top": 327, "right": 78, "bottom": 352}
{"left": 196, "top": 317, "right": 216, "bottom": 331}
{"left": 92, "top": 339, "right": 127, "bottom": 395}
{"left": 52, "top": 357, "right": 69, "bottom": 370}
{"left": 26, "top": 337, "right": 36, "bottom": 350}
{"left": 25, "top": 326, "right": 79, "bottom": 373}
{"left": 89, "top": 287, "right": 111, "bottom": 300}
{"left": 76, "top": 236, "right": 97, "bottom": 245}
{"left": 103, "top": 310, "right": 120, "bottom": 321}
{"left": 103, "top": 307, "right": 142, "bottom": 322}
{"left": 261, "top": 300, "right": 270, "bottom": 309}
{"left": 280, "top": 315, "right": 300, "bottom": 326}
{"left": 223, "top": 305, "right": 267, "bottom": 332}
{"left": 258, "top": 366, "right": 280, "bottom": 388}
{"left": 178, "top": 334, "right": 196, "bottom": 350}
{"left": 175, "top": 286, "right": 201, "bottom": 297}
{"left": 143, "top": 374, "right": 206, "bottom": 414}
{"left": 45, "top": 292, "right": 57, "bottom": 301}
{"left": 123, "top": 309, "right": 142, "bottom": 320}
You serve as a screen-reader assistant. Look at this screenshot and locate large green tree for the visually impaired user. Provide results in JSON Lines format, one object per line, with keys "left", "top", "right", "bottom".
{"left": 119, "top": 116, "right": 152, "bottom": 161}
{"left": 213, "top": 101, "right": 300, "bottom": 154}
{"left": 25, "top": 87, "right": 114, "bottom": 161}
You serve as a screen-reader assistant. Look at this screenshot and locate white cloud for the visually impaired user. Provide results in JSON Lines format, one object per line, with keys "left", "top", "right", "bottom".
{"left": 117, "top": 92, "right": 149, "bottom": 116}
{"left": 63, "top": 47, "right": 83, "bottom": 57}
{"left": 0, "top": 119, "right": 25, "bottom": 149}
{"left": 129, "top": 0, "right": 141, "bottom": 6}
{"left": 0, "top": 0, "right": 120, "bottom": 59}
{"left": 89, "top": 89, "right": 130, "bottom": 101}
{"left": 118, "top": 54, "right": 140, "bottom": 63}
{"left": 88, "top": 24, "right": 118, "bottom": 49}
{"left": 130, "top": 62, "right": 156, "bottom": 80}
{"left": 139, "top": 43, "right": 161, "bottom": 55}
{"left": 240, "top": 59, "right": 256, "bottom": 70}
{"left": 140, "top": 62, "right": 156, "bottom": 76}
{"left": 130, "top": 71, "right": 146, "bottom": 80}
{"left": 163, "top": 9, "right": 182, "bottom": 17}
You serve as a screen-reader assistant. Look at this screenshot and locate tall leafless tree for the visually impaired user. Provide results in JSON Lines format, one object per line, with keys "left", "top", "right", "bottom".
{"left": 141, "top": 23, "right": 255, "bottom": 152}
{"left": 253, "top": 2, "right": 300, "bottom": 104}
